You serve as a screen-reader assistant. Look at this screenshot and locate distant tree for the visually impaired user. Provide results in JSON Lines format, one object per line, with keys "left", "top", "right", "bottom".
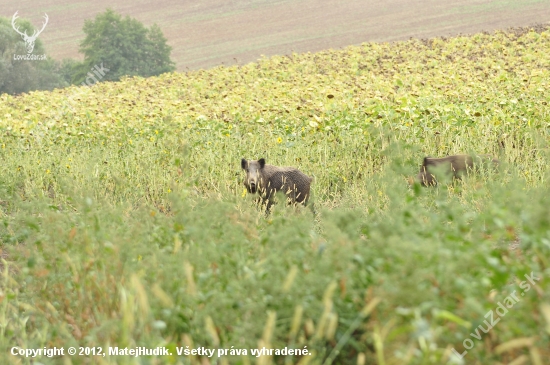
{"left": 57, "top": 58, "right": 82, "bottom": 85}
{"left": 0, "top": 16, "right": 67, "bottom": 95}
{"left": 73, "top": 9, "right": 176, "bottom": 84}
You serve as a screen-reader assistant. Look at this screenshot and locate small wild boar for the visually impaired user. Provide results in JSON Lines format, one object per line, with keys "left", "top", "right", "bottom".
{"left": 241, "top": 158, "right": 312, "bottom": 210}
{"left": 417, "top": 154, "right": 499, "bottom": 186}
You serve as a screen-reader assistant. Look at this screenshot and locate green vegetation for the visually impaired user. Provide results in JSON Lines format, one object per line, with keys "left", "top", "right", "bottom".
{"left": 0, "top": 27, "right": 549, "bottom": 364}
{"left": 0, "top": 17, "right": 67, "bottom": 95}
{"left": 72, "top": 8, "right": 176, "bottom": 85}
{"left": 0, "top": 9, "right": 175, "bottom": 95}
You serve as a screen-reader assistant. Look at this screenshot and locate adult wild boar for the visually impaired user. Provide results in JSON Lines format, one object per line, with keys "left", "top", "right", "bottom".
{"left": 241, "top": 158, "right": 312, "bottom": 210}
{"left": 417, "top": 154, "right": 499, "bottom": 186}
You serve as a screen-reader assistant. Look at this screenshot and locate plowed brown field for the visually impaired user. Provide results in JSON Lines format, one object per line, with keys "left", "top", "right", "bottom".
{"left": 4, "top": 0, "right": 550, "bottom": 70}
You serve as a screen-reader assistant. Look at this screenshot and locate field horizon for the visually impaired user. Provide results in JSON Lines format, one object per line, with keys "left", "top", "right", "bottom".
{"left": 1, "top": 0, "right": 550, "bottom": 70}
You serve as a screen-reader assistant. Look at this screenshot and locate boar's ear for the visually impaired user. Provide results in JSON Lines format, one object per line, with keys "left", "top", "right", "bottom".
{"left": 241, "top": 158, "right": 247, "bottom": 169}
{"left": 422, "top": 157, "right": 429, "bottom": 167}
{"left": 258, "top": 158, "right": 266, "bottom": 168}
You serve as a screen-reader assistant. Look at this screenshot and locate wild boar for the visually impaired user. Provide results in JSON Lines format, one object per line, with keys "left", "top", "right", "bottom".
{"left": 241, "top": 158, "right": 312, "bottom": 210}
{"left": 417, "top": 154, "right": 499, "bottom": 186}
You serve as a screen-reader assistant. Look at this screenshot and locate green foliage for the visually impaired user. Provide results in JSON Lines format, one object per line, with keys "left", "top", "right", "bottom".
{"left": 0, "top": 17, "right": 67, "bottom": 95}
{"left": 57, "top": 58, "right": 83, "bottom": 85}
{"left": 0, "top": 27, "right": 550, "bottom": 364}
{"left": 73, "top": 8, "right": 176, "bottom": 85}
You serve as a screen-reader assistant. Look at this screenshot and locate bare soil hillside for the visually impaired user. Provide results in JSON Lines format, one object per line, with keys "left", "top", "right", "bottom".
{"left": 4, "top": 0, "right": 550, "bottom": 70}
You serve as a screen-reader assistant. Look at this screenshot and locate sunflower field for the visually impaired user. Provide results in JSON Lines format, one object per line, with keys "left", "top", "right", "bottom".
{"left": 0, "top": 26, "right": 549, "bottom": 365}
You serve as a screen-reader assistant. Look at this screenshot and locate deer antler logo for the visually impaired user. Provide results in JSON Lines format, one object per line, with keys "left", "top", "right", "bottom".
{"left": 12, "top": 11, "right": 49, "bottom": 54}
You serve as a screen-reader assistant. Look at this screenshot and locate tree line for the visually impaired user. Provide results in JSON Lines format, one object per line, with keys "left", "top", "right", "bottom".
{"left": 0, "top": 8, "right": 175, "bottom": 95}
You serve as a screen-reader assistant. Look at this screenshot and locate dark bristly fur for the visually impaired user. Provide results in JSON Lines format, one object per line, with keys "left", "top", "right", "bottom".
{"left": 417, "top": 154, "right": 499, "bottom": 186}
{"left": 241, "top": 158, "right": 312, "bottom": 211}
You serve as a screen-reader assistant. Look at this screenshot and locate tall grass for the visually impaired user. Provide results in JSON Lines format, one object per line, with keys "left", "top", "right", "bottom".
{"left": 1, "top": 27, "right": 550, "bottom": 364}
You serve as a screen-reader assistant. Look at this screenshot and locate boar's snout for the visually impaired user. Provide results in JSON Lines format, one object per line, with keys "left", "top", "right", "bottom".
{"left": 417, "top": 170, "right": 435, "bottom": 187}
{"left": 248, "top": 180, "right": 258, "bottom": 193}
{"left": 243, "top": 175, "right": 258, "bottom": 193}
{"left": 242, "top": 158, "right": 264, "bottom": 194}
